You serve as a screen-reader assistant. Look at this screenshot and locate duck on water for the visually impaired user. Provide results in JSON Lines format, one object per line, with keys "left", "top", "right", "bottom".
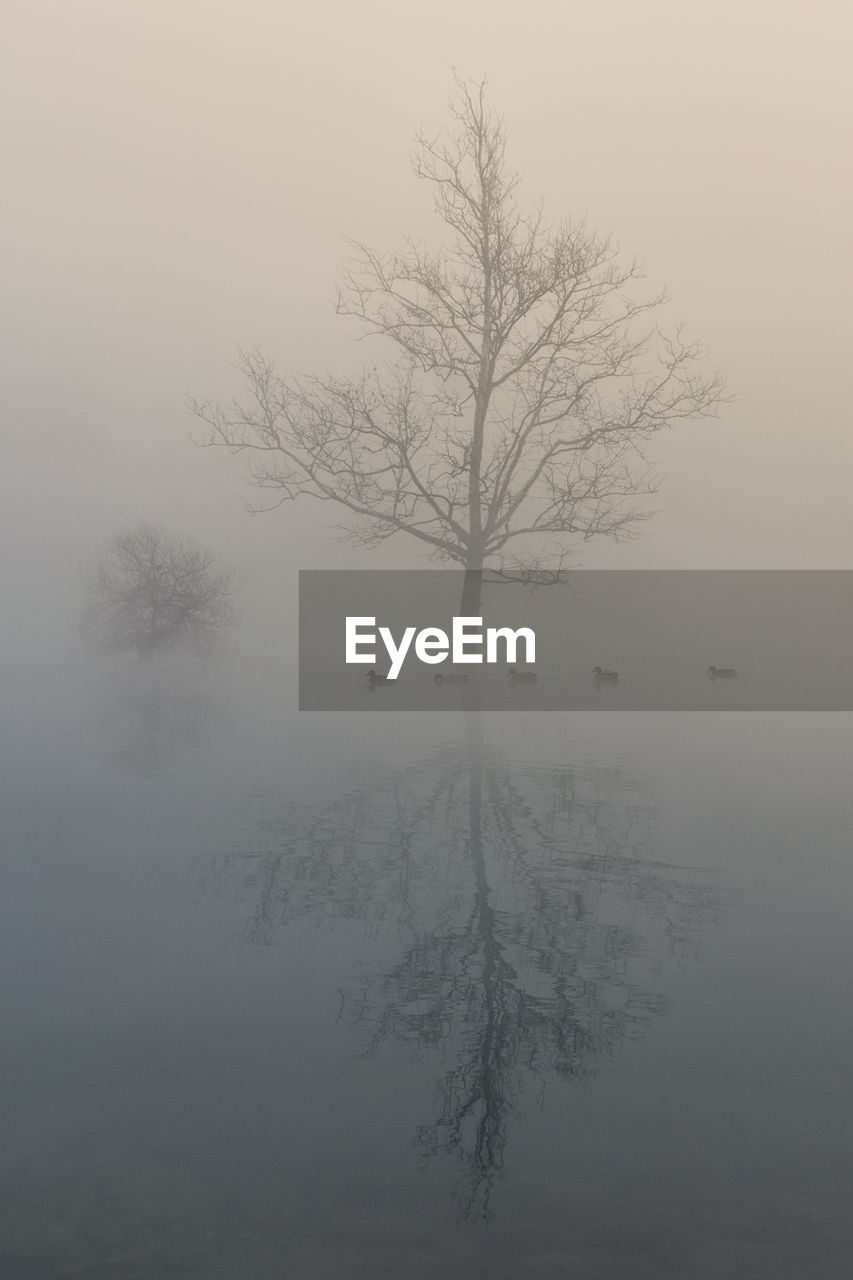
{"left": 508, "top": 668, "right": 537, "bottom": 685}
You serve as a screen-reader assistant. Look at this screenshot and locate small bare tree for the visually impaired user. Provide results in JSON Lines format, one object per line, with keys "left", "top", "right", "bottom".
{"left": 83, "top": 523, "right": 237, "bottom": 659}
{"left": 192, "top": 79, "right": 724, "bottom": 612}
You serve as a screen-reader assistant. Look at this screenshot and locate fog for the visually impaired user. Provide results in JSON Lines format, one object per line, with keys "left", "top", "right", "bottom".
{"left": 3, "top": 0, "right": 852, "bottom": 675}
{"left": 4, "top": 9, "right": 853, "bottom": 1271}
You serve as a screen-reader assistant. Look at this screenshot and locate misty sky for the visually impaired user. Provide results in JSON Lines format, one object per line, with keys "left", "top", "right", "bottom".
{"left": 3, "top": 0, "right": 851, "bottom": 661}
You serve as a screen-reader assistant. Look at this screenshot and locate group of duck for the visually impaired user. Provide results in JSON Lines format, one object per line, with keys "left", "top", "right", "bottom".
{"left": 366, "top": 665, "right": 739, "bottom": 687}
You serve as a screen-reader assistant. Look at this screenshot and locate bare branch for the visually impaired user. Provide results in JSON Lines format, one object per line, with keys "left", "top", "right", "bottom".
{"left": 191, "top": 78, "right": 725, "bottom": 576}
{"left": 82, "top": 523, "right": 238, "bottom": 658}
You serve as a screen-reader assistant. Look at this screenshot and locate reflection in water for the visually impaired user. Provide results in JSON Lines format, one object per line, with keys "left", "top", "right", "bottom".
{"left": 103, "top": 662, "right": 221, "bottom": 776}
{"left": 203, "top": 717, "right": 721, "bottom": 1220}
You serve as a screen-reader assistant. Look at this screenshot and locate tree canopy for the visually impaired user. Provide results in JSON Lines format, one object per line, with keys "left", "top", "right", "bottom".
{"left": 193, "top": 80, "right": 724, "bottom": 587}
{"left": 83, "top": 523, "right": 236, "bottom": 659}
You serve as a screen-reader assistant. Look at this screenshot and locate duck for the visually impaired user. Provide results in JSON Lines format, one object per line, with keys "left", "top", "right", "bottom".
{"left": 366, "top": 670, "right": 392, "bottom": 686}
{"left": 707, "top": 666, "right": 737, "bottom": 679}
{"left": 434, "top": 671, "right": 470, "bottom": 685}
{"left": 592, "top": 666, "right": 619, "bottom": 683}
{"left": 508, "top": 667, "right": 537, "bottom": 684}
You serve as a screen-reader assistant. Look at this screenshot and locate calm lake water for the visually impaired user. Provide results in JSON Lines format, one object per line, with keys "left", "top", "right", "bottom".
{"left": 3, "top": 654, "right": 853, "bottom": 1277}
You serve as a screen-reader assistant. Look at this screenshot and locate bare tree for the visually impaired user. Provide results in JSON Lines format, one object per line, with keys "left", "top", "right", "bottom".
{"left": 192, "top": 79, "right": 724, "bottom": 611}
{"left": 83, "top": 523, "right": 237, "bottom": 659}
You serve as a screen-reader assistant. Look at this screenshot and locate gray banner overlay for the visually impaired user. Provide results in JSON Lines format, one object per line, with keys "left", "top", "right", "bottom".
{"left": 299, "top": 570, "right": 853, "bottom": 710}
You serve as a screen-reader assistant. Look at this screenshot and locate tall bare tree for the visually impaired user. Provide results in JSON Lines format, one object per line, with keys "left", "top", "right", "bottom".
{"left": 83, "top": 523, "right": 237, "bottom": 659}
{"left": 192, "top": 79, "right": 724, "bottom": 611}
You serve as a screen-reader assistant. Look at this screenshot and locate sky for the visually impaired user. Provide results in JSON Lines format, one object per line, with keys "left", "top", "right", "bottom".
{"left": 2, "top": 0, "right": 852, "bottom": 661}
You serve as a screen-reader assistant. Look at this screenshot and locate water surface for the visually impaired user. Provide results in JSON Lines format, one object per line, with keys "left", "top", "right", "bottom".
{"left": 2, "top": 655, "right": 852, "bottom": 1277}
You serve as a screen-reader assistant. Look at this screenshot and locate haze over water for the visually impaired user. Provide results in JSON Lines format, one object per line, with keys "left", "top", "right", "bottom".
{"left": 3, "top": 2, "right": 853, "bottom": 1274}
{"left": 4, "top": 654, "right": 853, "bottom": 1275}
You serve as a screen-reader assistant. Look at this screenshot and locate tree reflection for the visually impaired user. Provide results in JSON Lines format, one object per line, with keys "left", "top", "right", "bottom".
{"left": 104, "top": 662, "right": 221, "bottom": 776}
{"left": 202, "top": 718, "right": 720, "bottom": 1220}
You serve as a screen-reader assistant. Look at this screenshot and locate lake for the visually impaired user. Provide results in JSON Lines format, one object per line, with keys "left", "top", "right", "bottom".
{"left": 2, "top": 653, "right": 853, "bottom": 1277}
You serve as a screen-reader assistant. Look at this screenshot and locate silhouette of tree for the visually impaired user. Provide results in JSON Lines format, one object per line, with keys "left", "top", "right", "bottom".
{"left": 202, "top": 721, "right": 721, "bottom": 1220}
{"left": 83, "top": 523, "right": 237, "bottom": 659}
{"left": 192, "top": 79, "right": 724, "bottom": 613}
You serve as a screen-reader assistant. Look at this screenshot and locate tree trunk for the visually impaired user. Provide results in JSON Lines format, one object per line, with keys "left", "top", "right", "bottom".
{"left": 460, "top": 565, "right": 484, "bottom": 616}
